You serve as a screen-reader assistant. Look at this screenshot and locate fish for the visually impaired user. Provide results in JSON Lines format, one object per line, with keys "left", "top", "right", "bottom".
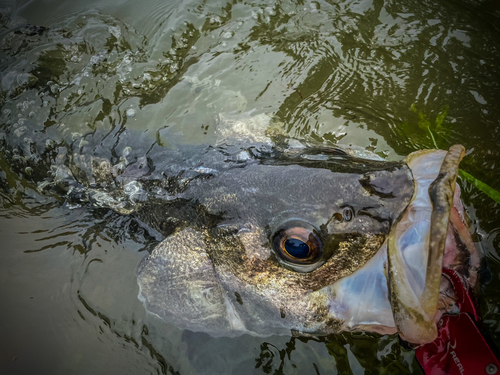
{"left": 0, "top": 102, "right": 479, "bottom": 345}
{"left": 134, "top": 142, "right": 480, "bottom": 345}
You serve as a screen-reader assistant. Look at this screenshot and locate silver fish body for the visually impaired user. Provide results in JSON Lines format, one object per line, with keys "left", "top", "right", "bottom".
{"left": 0, "top": 123, "right": 473, "bottom": 343}
{"left": 137, "top": 144, "right": 475, "bottom": 344}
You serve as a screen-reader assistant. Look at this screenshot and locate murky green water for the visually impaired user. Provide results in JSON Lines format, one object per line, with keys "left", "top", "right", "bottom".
{"left": 1, "top": 0, "right": 499, "bottom": 373}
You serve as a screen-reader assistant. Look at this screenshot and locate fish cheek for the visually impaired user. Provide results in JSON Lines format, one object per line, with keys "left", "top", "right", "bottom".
{"left": 208, "top": 227, "right": 385, "bottom": 291}
{"left": 207, "top": 229, "right": 385, "bottom": 334}
{"left": 300, "top": 233, "right": 386, "bottom": 291}
{"left": 137, "top": 228, "right": 232, "bottom": 333}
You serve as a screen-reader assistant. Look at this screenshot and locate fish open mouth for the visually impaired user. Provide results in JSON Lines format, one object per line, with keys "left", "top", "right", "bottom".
{"left": 329, "top": 145, "right": 480, "bottom": 344}
{"left": 387, "top": 144, "right": 480, "bottom": 344}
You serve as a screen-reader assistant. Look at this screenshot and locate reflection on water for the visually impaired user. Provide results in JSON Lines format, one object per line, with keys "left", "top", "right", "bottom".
{"left": 1, "top": 0, "right": 500, "bottom": 373}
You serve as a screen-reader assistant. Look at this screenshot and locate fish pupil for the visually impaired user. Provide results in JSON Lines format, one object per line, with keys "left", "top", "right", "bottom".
{"left": 284, "top": 238, "right": 310, "bottom": 258}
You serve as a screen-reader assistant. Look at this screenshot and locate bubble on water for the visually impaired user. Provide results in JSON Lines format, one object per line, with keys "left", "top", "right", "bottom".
{"left": 143, "top": 72, "right": 151, "bottom": 81}
{"left": 152, "top": 186, "right": 171, "bottom": 199}
{"left": 46, "top": 139, "right": 57, "bottom": 150}
{"left": 89, "top": 55, "right": 100, "bottom": 64}
{"left": 65, "top": 202, "right": 82, "bottom": 210}
{"left": 210, "top": 16, "right": 221, "bottom": 24}
{"left": 122, "top": 53, "right": 132, "bottom": 65}
{"left": 13, "top": 126, "right": 27, "bottom": 137}
{"left": 112, "top": 162, "right": 126, "bottom": 177}
{"left": 108, "top": 25, "right": 121, "bottom": 39}
{"left": 124, "top": 180, "right": 141, "bottom": 194}
{"left": 50, "top": 83, "right": 59, "bottom": 93}
{"left": 222, "top": 31, "right": 233, "bottom": 39}
{"left": 89, "top": 191, "right": 132, "bottom": 214}
{"left": 126, "top": 108, "right": 136, "bottom": 118}
{"left": 122, "top": 146, "right": 132, "bottom": 158}
{"left": 194, "top": 166, "right": 218, "bottom": 174}
{"left": 124, "top": 180, "right": 146, "bottom": 202}
{"left": 237, "top": 151, "right": 251, "bottom": 161}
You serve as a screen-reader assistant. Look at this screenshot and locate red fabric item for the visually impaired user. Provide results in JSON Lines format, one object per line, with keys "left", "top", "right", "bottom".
{"left": 415, "top": 268, "right": 499, "bottom": 375}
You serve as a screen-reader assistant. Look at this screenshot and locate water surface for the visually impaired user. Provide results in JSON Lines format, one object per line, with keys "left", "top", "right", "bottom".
{"left": 1, "top": 0, "right": 500, "bottom": 374}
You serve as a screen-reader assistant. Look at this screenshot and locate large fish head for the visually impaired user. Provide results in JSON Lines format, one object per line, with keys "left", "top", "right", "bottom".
{"left": 137, "top": 145, "right": 465, "bottom": 342}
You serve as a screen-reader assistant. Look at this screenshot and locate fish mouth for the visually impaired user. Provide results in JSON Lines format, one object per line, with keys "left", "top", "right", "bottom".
{"left": 327, "top": 145, "right": 471, "bottom": 344}
{"left": 387, "top": 145, "right": 466, "bottom": 344}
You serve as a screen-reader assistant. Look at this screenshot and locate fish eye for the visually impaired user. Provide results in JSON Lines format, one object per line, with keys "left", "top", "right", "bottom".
{"left": 272, "top": 221, "right": 322, "bottom": 264}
